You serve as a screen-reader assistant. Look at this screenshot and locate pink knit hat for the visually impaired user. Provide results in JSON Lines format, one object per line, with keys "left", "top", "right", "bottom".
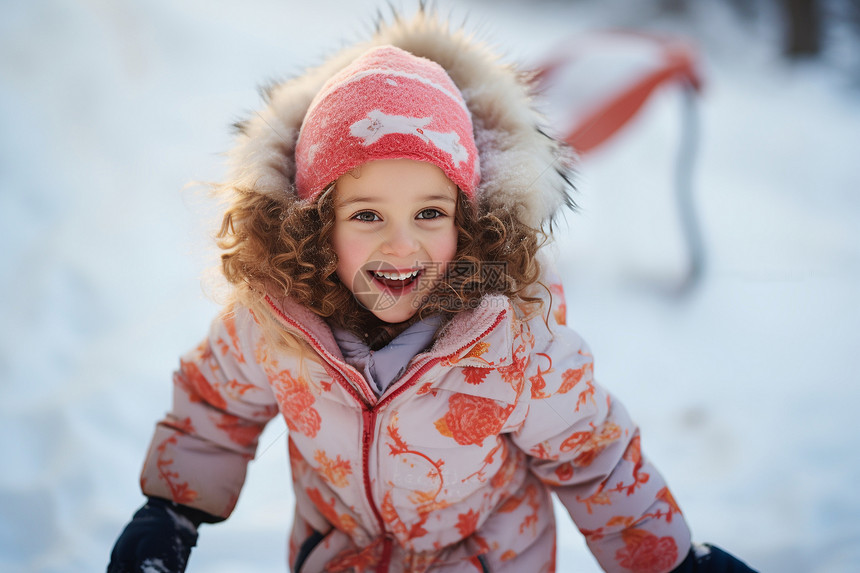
{"left": 294, "top": 45, "right": 480, "bottom": 201}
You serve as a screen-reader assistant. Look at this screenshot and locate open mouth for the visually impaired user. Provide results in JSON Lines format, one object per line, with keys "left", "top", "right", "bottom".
{"left": 368, "top": 268, "right": 422, "bottom": 292}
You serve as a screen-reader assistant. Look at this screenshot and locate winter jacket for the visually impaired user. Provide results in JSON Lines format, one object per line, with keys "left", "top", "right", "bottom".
{"left": 138, "top": 10, "right": 692, "bottom": 572}
{"left": 141, "top": 284, "right": 691, "bottom": 572}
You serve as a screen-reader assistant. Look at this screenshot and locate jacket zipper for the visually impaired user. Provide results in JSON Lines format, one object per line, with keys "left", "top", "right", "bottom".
{"left": 362, "top": 408, "right": 394, "bottom": 572}
{"left": 361, "top": 307, "right": 508, "bottom": 573}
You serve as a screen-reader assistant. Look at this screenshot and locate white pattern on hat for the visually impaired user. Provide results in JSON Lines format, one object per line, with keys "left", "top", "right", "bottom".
{"left": 349, "top": 110, "right": 467, "bottom": 166}
{"left": 307, "top": 68, "right": 471, "bottom": 117}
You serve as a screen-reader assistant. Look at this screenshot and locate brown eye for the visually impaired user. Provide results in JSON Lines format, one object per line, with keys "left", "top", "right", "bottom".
{"left": 353, "top": 211, "right": 380, "bottom": 222}
{"left": 416, "top": 208, "right": 443, "bottom": 220}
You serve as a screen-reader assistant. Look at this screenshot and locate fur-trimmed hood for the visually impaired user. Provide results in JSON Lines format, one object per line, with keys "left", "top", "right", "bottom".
{"left": 226, "top": 9, "right": 574, "bottom": 229}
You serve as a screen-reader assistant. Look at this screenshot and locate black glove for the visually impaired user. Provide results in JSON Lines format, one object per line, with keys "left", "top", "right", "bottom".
{"left": 671, "top": 543, "right": 758, "bottom": 572}
{"left": 107, "top": 497, "right": 217, "bottom": 573}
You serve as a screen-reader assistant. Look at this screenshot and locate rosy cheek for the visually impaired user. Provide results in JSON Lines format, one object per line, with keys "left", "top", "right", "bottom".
{"left": 442, "top": 228, "right": 458, "bottom": 262}
{"left": 335, "top": 266, "right": 352, "bottom": 289}
{"left": 336, "top": 253, "right": 360, "bottom": 287}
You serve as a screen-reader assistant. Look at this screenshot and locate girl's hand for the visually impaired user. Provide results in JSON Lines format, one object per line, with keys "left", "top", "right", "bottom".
{"left": 107, "top": 497, "right": 200, "bottom": 573}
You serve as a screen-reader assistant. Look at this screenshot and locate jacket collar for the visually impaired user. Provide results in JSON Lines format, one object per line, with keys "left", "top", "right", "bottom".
{"left": 264, "top": 293, "right": 511, "bottom": 365}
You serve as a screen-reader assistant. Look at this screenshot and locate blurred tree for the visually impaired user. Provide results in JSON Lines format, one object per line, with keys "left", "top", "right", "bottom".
{"left": 659, "top": 0, "right": 688, "bottom": 13}
{"left": 555, "top": 0, "right": 860, "bottom": 65}
{"left": 725, "top": 0, "right": 761, "bottom": 19}
{"left": 782, "top": 0, "right": 822, "bottom": 56}
{"left": 851, "top": 0, "right": 860, "bottom": 33}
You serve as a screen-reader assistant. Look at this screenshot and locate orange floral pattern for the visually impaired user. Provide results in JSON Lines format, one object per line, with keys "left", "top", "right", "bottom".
{"left": 549, "top": 283, "right": 567, "bottom": 326}
{"left": 314, "top": 449, "right": 352, "bottom": 488}
{"left": 327, "top": 544, "right": 379, "bottom": 573}
{"left": 177, "top": 359, "right": 227, "bottom": 410}
{"left": 529, "top": 352, "right": 553, "bottom": 399}
{"left": 519, "top": 483, "right": 542, "bottom": 534}
{"left": 443, "top": 341, "right": 492, "bottom": 367}
{"left": 561, "top": 421, "right": 622, "bottom": 468}
{"left": 215, "top": 311, "right": 246, "bottom": 364}
{"left": 656, "top": 487, "right": 684, "bottom": 523}
{"left": 554, "top": 462, "right": 574, "bottom": 482}
{"left": 498, "top": 324, "right": 532, "bottom": 393}
{"left": 416, "top": 382, "right": 437, "bottom": 396}
{"left": 214, "top": 412, "right": 261, "bottom": 448}
{"left": 616, "top": 530, "right": 679, "bottom": 573}
{"left": 463, "top": 366, "right": 490, "bottom": 385}
{"left": 558, "top": 360, "right": 593, "bottom": 396}
{"left": 456, "top": 508, "right": 480, "bottom": 537}
{"left": 306, "top": 487, "right": 357, "bottom": 534}
{"left": 271, "top": 369, "right": 321, "bottom": 438}
{"left": 155, "top": 427, "right": 198, "bottom": 505}
{"left": 438, "top": 393, "right": 513, "bottom": 446}
{"left": 381, "top": 490, "right": 430, "bottom": 541}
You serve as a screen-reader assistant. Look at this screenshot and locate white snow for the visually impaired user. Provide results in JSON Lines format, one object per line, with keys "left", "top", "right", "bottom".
{"left": 2, "top": 0, "right": 859, "bottom": 572}
{"left": 141, "top": 559, "right": 168, "bottom": 573}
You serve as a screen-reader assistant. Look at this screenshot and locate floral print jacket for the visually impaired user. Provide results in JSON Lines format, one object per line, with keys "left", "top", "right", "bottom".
{"left": 139, "top": 281, "right": 691, "bottom": 573}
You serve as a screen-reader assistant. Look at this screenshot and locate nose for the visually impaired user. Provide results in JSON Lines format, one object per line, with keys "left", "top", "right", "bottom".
{"left": 380, "top": 222, "right": 419, "bottom": 258}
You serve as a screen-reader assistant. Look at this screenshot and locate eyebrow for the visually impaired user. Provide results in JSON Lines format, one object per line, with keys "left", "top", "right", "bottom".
{"left": 335, "top": 194, "right": 457, "bottom": 208}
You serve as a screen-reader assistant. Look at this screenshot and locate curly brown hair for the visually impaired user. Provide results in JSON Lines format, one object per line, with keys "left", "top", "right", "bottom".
{"left": 217, "top": 183, "right": 546, "bottom": 344}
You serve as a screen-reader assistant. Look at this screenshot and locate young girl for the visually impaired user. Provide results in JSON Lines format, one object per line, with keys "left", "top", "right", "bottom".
{"left": 108, "top": 11, "right": 755, "bottom": 573}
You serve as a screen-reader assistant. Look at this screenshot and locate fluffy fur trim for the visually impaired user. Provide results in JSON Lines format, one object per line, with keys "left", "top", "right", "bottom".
{"left": 226, "top": 9, "right": 574, "bottom": 228}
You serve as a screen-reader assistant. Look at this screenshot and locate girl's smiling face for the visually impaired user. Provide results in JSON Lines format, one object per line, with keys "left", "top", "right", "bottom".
{"left": 331, "top": 159, "right": 459, "bottom": 325}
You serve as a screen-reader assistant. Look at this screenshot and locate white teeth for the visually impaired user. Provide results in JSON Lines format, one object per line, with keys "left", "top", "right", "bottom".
{"left": 373, "top": 269, "right": 420, "bottom": 281}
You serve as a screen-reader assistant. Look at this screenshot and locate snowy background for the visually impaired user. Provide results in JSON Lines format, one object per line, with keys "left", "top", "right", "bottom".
{"left": 2, "top": 0, "right": 859, "bottom": 571}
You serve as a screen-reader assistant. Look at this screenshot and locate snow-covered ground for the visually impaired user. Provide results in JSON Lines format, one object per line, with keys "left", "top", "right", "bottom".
{"left": 2, "top": 1, "right": 859, "bottom": 571}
